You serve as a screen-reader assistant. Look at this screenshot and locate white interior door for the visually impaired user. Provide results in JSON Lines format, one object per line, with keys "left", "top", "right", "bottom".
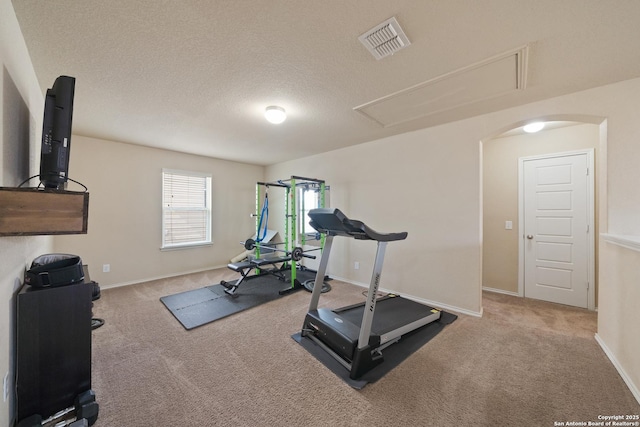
{"left": 520, "top": 150, "right": 594, "bottom": 309}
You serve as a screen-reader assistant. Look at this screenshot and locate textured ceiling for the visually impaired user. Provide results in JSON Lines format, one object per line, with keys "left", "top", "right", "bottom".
{"left": 11, "top": 0, "right": 640, "bottom": 165}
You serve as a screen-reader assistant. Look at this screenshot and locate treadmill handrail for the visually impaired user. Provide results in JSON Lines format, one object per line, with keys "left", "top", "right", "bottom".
{"left": 308, "top": 208, "right": 407, "bottom": 242}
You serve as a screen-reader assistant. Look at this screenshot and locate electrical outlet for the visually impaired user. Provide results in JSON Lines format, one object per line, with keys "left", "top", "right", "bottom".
{"left": 354, "top": 261, "right": 360, "bottom": 270}
{"left": 103, "top": 264, "right": 110, "bottom": 273}
{"left": 3, "top": 371, "right": 9, "bottom": 402}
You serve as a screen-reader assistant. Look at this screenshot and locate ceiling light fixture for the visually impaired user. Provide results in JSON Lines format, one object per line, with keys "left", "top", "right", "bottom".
{"left": 265, "top": 106, "right": 286, "bottom": 124}
{"left": 523, "top": 122, "right": 545, "bottom": 133}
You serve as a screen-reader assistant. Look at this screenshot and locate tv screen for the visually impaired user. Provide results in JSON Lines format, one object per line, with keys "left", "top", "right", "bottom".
{"left": 40, "top": 75, "right": 75, "bottom": 190}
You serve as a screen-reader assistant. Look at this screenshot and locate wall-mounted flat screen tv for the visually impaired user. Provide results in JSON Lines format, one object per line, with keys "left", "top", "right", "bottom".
{"left": 40, "top": 75, "right": 75, "bottom": 190}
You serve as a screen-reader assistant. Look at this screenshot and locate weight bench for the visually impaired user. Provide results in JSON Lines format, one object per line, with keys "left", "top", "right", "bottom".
{"left": 221, "top": 256, "right": 291, "bottom": 296}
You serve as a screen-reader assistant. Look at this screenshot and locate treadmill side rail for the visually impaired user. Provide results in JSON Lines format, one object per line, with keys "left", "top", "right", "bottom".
{"left": 379, "top": 309, "right": 441, "bottom": 345}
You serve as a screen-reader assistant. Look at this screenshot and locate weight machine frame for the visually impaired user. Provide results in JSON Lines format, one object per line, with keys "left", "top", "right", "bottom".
{"left": 253, "top": 176, "right": 326, "bottom": 293}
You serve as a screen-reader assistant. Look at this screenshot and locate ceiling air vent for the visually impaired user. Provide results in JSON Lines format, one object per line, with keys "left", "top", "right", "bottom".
{"left": 358, "top": 17, "right": 411, "bottom": 60}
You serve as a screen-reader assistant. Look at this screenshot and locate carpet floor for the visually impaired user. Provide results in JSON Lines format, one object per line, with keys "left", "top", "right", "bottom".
{"left": 89, "top": 269, "right": 639, "bottom": 426}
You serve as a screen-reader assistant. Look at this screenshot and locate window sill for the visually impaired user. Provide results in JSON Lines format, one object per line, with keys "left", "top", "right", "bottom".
{"left": 160, "top": 242, "right": 213, "bottom": 251}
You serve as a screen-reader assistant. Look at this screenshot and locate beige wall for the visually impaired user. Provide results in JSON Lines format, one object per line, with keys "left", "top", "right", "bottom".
{"left": 264, "top": 163, "right": 482, "bottom": 312}
{"left": 268, "top": 78, "right": 640, "bottom": 402}
{"left": 482, "top": 123, "right": 600, "bottom": 295}
{"left": 53, "top": 136, "right": 264, "bottom": 287}
{"left": 597, "top": 242, "right": 640, "bottom": 401}
{"left": 2, "top": 1, "right": 640, "bottom": 421}
{"left": 0, "top": 1, "right": 52, "bottom": 424}
{"left": 268, "top": 121, "right": 485, "bottom": 316}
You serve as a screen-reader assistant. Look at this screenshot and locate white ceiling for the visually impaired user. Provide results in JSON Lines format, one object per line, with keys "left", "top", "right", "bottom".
{"left": 12, "top": 1, "right": 640, "bottom": 166}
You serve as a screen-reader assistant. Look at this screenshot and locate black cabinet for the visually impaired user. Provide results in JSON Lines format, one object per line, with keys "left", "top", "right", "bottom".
{"left": 16, "top": 281, "right": 93, "bottom": 422}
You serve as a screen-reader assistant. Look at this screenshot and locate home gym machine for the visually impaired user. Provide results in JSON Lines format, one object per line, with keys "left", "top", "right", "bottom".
{"left": 300, "top": 208, "right": 441, "bottom": 380}
{"left": 223, "top": 176, "right": 328, "bottom": 296}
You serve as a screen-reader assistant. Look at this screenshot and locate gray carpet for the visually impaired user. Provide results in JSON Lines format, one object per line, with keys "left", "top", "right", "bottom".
{"left": 89, "top": 269, "right": 639, "bottom": 426}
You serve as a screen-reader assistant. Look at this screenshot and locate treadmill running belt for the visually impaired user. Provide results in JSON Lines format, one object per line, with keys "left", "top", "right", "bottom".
{"left": 335, "top": 295, "right": 439, "bottom": 335}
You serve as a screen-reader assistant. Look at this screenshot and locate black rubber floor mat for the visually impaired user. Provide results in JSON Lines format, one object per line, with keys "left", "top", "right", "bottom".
{"left": 292, "top": 311, "right": 457, "bottom": 389}
{"left": 161, "top": 275, "right": 290, "bottom": 330}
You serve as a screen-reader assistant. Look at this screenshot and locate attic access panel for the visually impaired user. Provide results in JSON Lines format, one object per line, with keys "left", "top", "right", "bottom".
{"left": 354, "top": 46, "right": 529, "bottom": 127}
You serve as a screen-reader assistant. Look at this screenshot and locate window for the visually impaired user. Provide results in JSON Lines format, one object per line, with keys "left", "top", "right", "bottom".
{"left": 162, "top": 169, "right": 212, "bottom": 249}
{"left": 300, "top": 187, "right": 320, "bottom": 236}
{"left": 298, "top": 185, "right": 329, "bottom": 238}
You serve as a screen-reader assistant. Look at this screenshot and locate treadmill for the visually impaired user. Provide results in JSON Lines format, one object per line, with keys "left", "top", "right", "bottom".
{"left": 301, "top": 208, "right": 441, "bottom": 379}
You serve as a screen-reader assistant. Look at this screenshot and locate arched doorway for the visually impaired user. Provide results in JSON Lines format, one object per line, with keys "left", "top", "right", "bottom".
{"left": 481, "top": 116, "right": 606, "bottom": 310}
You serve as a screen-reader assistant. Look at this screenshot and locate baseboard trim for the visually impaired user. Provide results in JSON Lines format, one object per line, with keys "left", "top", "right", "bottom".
{"left": 594, "top": 333, "right": 640, "bottom": 405}
{"left": 482, "top": 286, "right": 520, "bottom": 297}
{"left": 331, "top": 275, "right": 483, "bottom": 318}
{"left": 101, "top": 264, "right": 229, "bottom": 290}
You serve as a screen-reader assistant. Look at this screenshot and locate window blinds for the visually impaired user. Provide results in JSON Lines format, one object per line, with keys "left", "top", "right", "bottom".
{"left": 162, "top": 170, "right": 211, "bottom": 248}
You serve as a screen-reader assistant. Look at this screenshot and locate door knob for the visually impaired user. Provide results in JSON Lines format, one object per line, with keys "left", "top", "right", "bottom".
{"left": 527, "top": 235, "right": 534, "bottom": 239}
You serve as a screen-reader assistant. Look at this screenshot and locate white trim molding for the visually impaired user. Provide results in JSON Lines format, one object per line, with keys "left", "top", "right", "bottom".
{"left": 595, "top": 333, "right": 640, "bottom": 405}
{"left": 482, "top": 286, "right": 520, "bottom": 297}
{"left": 601, "top": 233, "right": 640, "bottom": 252}
{"left": 101, "top": 264, "right": 229, "bottom": 290}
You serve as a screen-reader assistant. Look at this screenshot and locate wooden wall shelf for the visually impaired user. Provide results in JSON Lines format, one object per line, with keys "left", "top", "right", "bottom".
{"left": 0, "top": 187, "right": 89, "bottom": 236}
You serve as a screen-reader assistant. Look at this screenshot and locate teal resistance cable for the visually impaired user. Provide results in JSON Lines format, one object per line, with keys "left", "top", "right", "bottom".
{"left": 256, "top": 192, "right": 269, "bottom": 242}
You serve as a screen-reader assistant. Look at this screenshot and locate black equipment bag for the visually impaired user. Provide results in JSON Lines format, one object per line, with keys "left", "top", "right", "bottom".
{"left": 25, "top": 254, "right": 85, "bottom": 288}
